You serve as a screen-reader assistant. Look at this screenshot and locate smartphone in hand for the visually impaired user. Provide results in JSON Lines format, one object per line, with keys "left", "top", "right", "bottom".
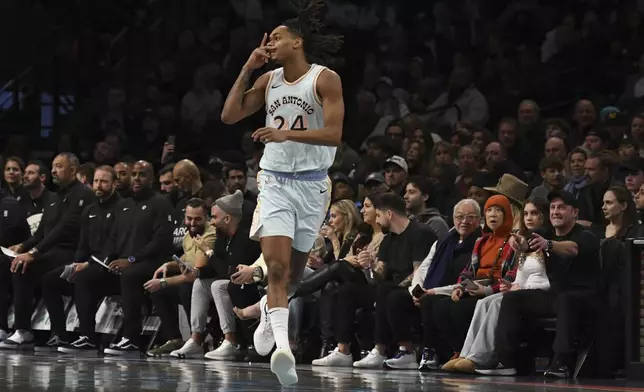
{"left": 412, "top": 284, "right": 424, "bottom": 298}
{"left": 461, "top": 279, "right": 478, "bottom": 291}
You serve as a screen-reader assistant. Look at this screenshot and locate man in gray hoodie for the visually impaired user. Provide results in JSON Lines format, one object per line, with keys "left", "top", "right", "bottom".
{"left": 404, "top": 176, "right": 449, "bottom": 239}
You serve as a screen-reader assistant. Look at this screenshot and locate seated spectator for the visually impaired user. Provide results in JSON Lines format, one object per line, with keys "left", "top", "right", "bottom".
{"left": 113, "top": 162, "right": 132, "bottom": 199}
{"left": 312, "top": 193, "right": 436, "bottom": 367}
{"left": 383, "top": 156, "right": 408, "bottom": 195}
{"left": 483, "top": 141, "right": 526, "bottom": 182}
{"left": 563, "top": 148, "right": 588, "bottom": 199}
{"left": 99, "top": 161, "right": 174, "bottom": 356}
{"left": 467, "top": 172, "right": 497, "bottom": 212}
{"left": 0, "top": 188, "right": 32, "bottom": 340}
{"left": 363, "top": 172, "right": 388, "bottom": 194}
{"left": 0, "top": 153, "right": 95, "bottom": 350}
{"left": 417, "top": 195, "right": 516, "bottom": 370}
{"left": 480, "top": 191, "right": 600, "bottom": 378}
{"left": 171, "top": 160, "right": 204, "bottom": 251}
{"left": 40, "top": 166, "right": 122, "bottom": 352}
{"left": 544, "top": 137, "right": 568, "bottom": 163}
{"left": 224, "top": 162, "right": 257, "bottom": 203}
{"left": 330, "top": 173, "right": 356, "bottom": 203}
{"left": 76, "top": 162, "right": 97, "bottom": 188}
{"left": 577, "top": 153, "right": 612, "bottom": 228}
{"left": 405, "top": 139, "right": 426, "bottom": 176}
{"left": 442, "top": 197, "right": 551, "bottom": 373}
{"left": 483, "top": 174, "right": 528, "bottom": 231}
{"left": 619, "top": 157, "right": 644, "bottom": 201}
{"left": 602, "top": 186, "right": 637, "bottom": 240}
{"left": 319, "top": 199, "right": 362, "bottom": 261}
{"left": 618, "top": 138, "right": 639, "bottom": 163}
{"left": 170, "top": 191, "right": 261, "bottom": 360}
{"left": 403, "top": 176, "right": 449, "bottom": 238}
{"left": 455, "top": 145, "right": 479, "bottom": 197}
{"left": 377, "top": 199, "right": 482, "bottom": 369}
{"left": 143, "top": 198, "right": 216, "bottom": 356}
{"left": 530, "top": 157, "right": 565, "bottom": 200}
{"left": 158, "top": 164, "right": 175, "bottom": 196}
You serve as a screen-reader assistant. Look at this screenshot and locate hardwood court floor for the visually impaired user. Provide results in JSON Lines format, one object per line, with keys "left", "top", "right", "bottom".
{"left": 0, "top": 352, "right": 643, "bottom": 391}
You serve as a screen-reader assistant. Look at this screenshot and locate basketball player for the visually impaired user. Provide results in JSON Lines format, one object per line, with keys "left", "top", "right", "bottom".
{"left": 220, "top": 0, "right": 343, "bottom": 386}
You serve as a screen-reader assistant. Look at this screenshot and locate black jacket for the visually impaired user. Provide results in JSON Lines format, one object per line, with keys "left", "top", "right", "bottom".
{"left": 0, "top": 195, "right": 31, "bottom": 247}
{"left": 25, "top": 189, "right": 57, "bottom": 218}
{"left": 199, "top": 224, "right": 261, "bottom": 279}
{"left": 23, "top": 180, "right": 96, "bottom": 253}
{"left": 75, "top": 191, "right": 122, "bottom": 262}
{"left": 105, "top": 187, "right": 174, "bottom": 263}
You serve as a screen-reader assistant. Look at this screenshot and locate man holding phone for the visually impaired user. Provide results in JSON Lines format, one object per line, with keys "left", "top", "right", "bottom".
{"left": 143, "top": 197, "right": 216, "bottom": 357}
{"left": 169, "top": 191, "right": 261, "bottom": 360}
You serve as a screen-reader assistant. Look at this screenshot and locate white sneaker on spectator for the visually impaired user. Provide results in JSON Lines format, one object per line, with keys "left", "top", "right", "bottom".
{"left": 253, "top": 295, "right": 275, "bottom": 356}
{"left": 384, "top": 347, "right": 418, "bottom": 369}
{"left": 58, "top": 336, "right": 97, "bottom": 354}
{"left": 353, "top": 348, "right": 386, "bottom": 369}
{"left": 170, "top": 338, "right": 203, "bottom": 359}
{"left": 0, "top": 330, "right": 34, "bottom": 350}
{"left": 311, "top": 348, "right": 353, "bottom": 367}
{"left": 103, "top": 337, "right": 140, "bottom": 356}
{"left": 475, "top": 363, "right": 517, "bottom": 376}
{"left": 204, "top": 340, "right": 240, "bottom": 360}
{"left": 270, "top": 347, "right": 298, "bottom": 386}
{"left": 34, "top": 335, "right": 69, "bottom": 352}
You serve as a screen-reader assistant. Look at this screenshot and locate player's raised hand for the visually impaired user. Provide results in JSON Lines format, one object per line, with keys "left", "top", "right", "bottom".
{"left": 244, "top": 33, "right": 273, "bottom": 70}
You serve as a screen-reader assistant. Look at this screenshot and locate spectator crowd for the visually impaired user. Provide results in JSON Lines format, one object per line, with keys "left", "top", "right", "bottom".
{"left": 1, "top": 0, "right": 644, "bottom": 382}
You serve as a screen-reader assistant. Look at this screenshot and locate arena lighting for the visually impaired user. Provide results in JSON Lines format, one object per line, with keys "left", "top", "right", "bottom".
{"left": 625, "top": 239, "right": 644, "bottom": 380}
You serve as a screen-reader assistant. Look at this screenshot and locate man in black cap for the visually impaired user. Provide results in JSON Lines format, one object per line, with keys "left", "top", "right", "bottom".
{"left": 583, "top": 128, "right": 609, "bottom": 153}
{"left": 620, "top": 156, "right": 644, "bottom": 201}
{"left": 466, "top": 172, "right": 497, "bottom": 211}
{"left": 330, "top": 172, "right": 355, "bottom": 202}
{"left": 481, "top": 190, "right": 600, "bottom": 378}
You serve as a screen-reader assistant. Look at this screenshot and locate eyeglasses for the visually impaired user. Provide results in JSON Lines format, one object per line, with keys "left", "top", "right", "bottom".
{"left": 453, "top": 214, "right": 479, "bottom": 222}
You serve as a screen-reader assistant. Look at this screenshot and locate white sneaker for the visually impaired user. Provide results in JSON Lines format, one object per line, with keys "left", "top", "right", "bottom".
{"left": 353, "top": 348, "right": 386, "bottom": 369}
{"left": 170, "top": 338, "right": 203, "bottom": 359}
{"left": 0, "top": 330, "right": 34, "bottom": 350}
{"left": 253, "top": 295, "right": 275, "bottom": 356}
{"left": 311, "top": 347, "right": 353, "bottom": 367}
{"left": 204, "top": 340, "right": 240, "bottom": 360}
{"left": 384, "top": 347, "right": 419, "bottom": 369}
{"left": 270, "top": 347, "right": 298, "bottom": 386}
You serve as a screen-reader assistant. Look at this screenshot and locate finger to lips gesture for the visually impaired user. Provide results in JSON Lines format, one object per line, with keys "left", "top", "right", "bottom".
{"left": 246, "top": 33, "right": 272, "bottom": 70}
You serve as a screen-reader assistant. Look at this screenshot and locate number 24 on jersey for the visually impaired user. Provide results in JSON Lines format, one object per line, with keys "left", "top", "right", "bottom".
{"left": 272, "top": 115, "right": 308, "bottom": 131}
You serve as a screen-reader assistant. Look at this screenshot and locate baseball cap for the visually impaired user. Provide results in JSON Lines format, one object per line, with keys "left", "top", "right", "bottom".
{"left": 619, "top": 156, "right": 644, "bottom": 173}
{"left": 547, "top": 190, "right": 578, "bottom": 209}
{"left": 585, "top": 128, "right": 610, "bottom": 143}
{"left": 383, "top": 155, "right": 409, "bottom": 173}
{"left": 331, "top": 172, "right": 350, "bottom": 184}
{"left": 599, "top": 106, "right": 621, "bottom": 122}
{"left": 364, "top": 172, "right": 385, "bottom": 185}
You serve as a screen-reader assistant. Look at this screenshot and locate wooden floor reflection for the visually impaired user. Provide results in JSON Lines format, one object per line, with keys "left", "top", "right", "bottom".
{"left": 0, "top": 352, "right": 643, "bottom": 391}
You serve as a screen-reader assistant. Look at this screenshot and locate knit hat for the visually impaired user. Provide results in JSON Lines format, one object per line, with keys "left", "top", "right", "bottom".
{"left": 215, "top": 190, "right": 243, "bottom": 216}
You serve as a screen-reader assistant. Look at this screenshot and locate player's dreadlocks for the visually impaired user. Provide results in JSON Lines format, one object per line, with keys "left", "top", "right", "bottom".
{"left": 282, "top": 0, "right": 343, "bottom": 65}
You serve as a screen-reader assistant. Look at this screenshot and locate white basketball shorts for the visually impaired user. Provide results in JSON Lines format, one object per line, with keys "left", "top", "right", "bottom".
{"left": 250, "top": 170, "right": 331, "bottom": 253}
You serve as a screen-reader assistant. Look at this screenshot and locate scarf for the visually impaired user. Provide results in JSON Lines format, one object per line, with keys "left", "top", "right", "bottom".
{"left": 423, "top": 227, "right": 481, "bottom": 289}
{"left": 564, "top": 176, "right": 588, "bottom": 199}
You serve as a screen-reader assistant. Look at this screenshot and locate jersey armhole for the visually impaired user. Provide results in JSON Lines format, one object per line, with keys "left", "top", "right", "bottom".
{"left": 264, "top": 71, "right": 275, "bottom": 103}
{"left": 312, "top": 66, "right": 327, "bottom": 106}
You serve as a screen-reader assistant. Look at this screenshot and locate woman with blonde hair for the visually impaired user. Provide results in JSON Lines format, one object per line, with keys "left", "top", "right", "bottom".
{"left": 320, "top": 199, "right": 363, "bottom": 261}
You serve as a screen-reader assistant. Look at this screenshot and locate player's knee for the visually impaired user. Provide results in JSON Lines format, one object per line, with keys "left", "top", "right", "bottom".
{"left": 266, "top": 259, "right": 289, "bottom": 284}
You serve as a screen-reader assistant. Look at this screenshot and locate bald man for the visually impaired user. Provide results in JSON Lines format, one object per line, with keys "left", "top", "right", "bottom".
{"left": 545, "top": 137, "right": 568, "bottom": 162}
{"left": 171, "top": 160, "right": 204, "bottom": 252}
{"left": 517, "top": 100, "right": 540, "bottom": 126}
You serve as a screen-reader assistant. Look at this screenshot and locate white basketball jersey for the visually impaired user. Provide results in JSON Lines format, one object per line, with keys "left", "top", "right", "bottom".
{"left": 260, "top": 64, "right": 336, "bottom": 173}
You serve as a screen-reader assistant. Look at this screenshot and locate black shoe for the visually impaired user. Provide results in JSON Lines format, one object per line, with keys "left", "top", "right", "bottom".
{"left": 58, "top": 336, "right": 97, "bottom": 354}
{"left": 103, "top": 338, "right": 140, "bottom": 356}
{"left": 475, "top": 362, "right": 517, "bottom": 376}
{"left": 319, "top": 340, "right": 336, "bottom": 359}
{"left": 243, "top": 345, "right": 267, "bottom": 363}
{"left": 544, "top": 354, "right": 571, "bottom": 379}
{"left": 34, "top": 335, "right": 69, "bottom": 352}
{"left": 418, "top": 348, "right": 440, "bottom": 371}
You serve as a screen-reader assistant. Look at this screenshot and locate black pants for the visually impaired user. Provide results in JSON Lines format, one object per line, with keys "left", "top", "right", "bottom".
{"left": 150, "top": 282, "right": 193, "bottom": 341}
{"left": 13, "top": 249, "right": 74, "bottom": 331}
{"left": 0, "top": 256, "right": 13, "bottom": 331}
{"left": 334, "top": 282, "right": 400, "bottom": 344}
{"left": 293, "top": 261, "right": 366, "bottom": 299}
{"left": 433, "top": 295, "right": 479, "bottom": 352}
{"left": 227, "top": 282, "right": 261, "bottom": 344}
{"left": 387, "top": 288, "right": 422, "bottom": 344}
{"left": 74, "top": 263, "right": 120, "bottom": 341}
{"left": 420, "top": 294, "right": 453, "bottom": 355}
{"left": 42, "top": 266, "right": 75, "bottom": 338}
{"left": 120, "top": 261, "right": 161, "bottom": 343}
{"left": 495, "top": 289, "right": 597, "bottom": 367}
